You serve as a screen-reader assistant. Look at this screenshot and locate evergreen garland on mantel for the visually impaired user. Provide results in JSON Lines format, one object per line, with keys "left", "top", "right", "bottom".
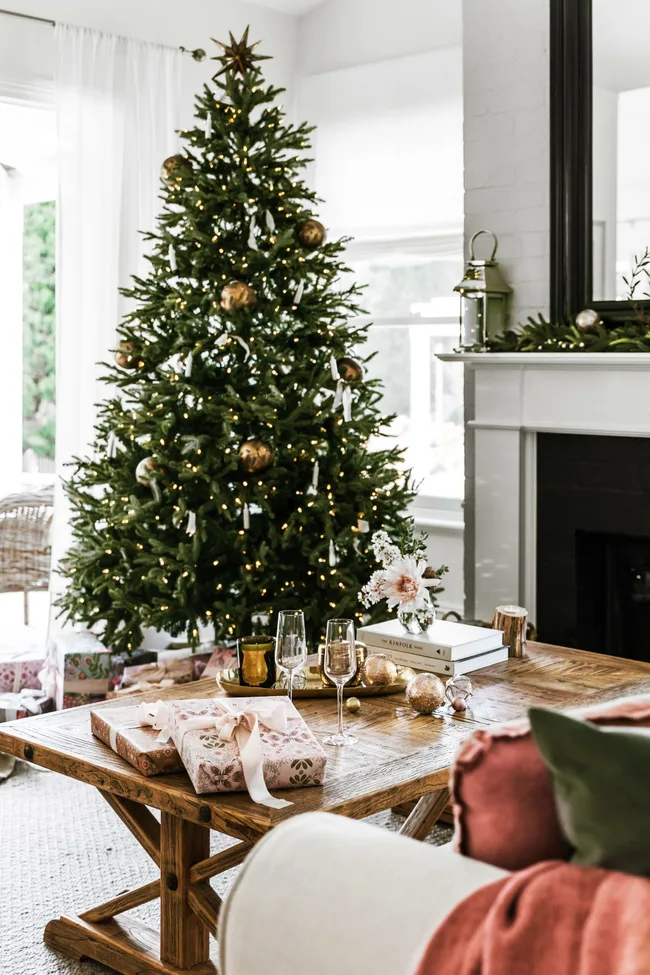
{"left": 490, "top": 248, "right": 650, "bottom": 353}
{"left": 489, "top": 313, "right": 650, "bottom": 354}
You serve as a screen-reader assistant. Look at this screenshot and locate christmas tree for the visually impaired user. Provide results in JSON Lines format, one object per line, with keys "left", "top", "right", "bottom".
{"left": 58, "top": 29, "right": 415, "bottom": 654}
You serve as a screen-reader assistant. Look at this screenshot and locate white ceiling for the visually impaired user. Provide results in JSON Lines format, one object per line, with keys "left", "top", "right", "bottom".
{"left": 249, "top": 0, "right": 326, "bottom": 14}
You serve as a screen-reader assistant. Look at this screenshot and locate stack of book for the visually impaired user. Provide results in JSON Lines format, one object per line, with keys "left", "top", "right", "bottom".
{"left": 357, "top": 618, "right": 508, "bottom": 677}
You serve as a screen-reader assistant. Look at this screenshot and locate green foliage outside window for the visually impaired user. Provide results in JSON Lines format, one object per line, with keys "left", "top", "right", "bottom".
{"left": 23, "top": 200, "right": 56, "bottom": 462}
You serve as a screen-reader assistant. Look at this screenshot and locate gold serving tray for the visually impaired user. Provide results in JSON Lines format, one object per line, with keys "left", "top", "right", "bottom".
{"left": 218, "top": 665, "right": 412, "bottom": 698}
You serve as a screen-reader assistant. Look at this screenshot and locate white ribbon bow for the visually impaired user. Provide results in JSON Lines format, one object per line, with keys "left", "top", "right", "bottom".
{"left": 137, "top": 699, "right": 292, "bottom": 809}
{"left": 0, "top": 687, "right": 45, "bottom": 718}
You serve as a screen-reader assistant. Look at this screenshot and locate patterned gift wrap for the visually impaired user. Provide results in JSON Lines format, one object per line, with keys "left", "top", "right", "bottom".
{"left": 199, "top": 647, "right": 236, "bottom": 679}
{"left": 0, "top": 689, "right": 54, "bottom": 722}
{"left": 39, "top": 632, "right": 113, "bottom": 710}
{"left": 0, "top": 649, "right": 46, "bottom": 694}
{"left": 121, "top": 658, "right": 193, "bottom": 689}
{"left": 90, "top": 704, "right": 183, "bottom": 776}
{"left": 163, "top": 697, "right": 327, "bottom": 796}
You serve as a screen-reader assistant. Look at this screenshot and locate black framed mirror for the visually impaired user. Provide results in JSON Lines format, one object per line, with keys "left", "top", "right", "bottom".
{"left": 550, "top": 0, "right": 650, "bottom": 322}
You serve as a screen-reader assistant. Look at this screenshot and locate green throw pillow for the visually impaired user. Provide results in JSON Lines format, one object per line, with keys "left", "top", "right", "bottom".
{"left": 529, "top": 707, "right": 650, "bottom": 877}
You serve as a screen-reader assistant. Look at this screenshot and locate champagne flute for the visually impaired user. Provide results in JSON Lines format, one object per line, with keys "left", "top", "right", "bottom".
{"left": 275, "top": 610, "right": 307, "bottom": 702}
{"left": 323, "top": 618, "right": 358, "bottom": 746}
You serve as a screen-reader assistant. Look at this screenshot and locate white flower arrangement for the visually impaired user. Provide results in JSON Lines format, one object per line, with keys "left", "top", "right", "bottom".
{"left": 360, "top": 527, "right": 448, "bottom": 614}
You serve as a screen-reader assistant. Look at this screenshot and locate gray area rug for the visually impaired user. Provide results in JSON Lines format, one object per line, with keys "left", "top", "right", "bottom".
{"left": 1, "top": 761, "right": 452, "bottom": 974}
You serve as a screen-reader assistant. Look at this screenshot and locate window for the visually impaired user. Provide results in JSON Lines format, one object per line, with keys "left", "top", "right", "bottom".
{"left": 299, "top": 46, "right": 464, "bottom": 501}
{"left": 0, "top": 98, "right": 56, "bottom": 491}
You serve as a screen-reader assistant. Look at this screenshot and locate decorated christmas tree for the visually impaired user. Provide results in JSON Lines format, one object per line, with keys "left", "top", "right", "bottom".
{"left": 58, "top": 30, "right": 415, "bottom": 654}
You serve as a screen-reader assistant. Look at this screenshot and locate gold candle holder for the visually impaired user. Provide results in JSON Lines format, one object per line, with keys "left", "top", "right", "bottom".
{"left": 318, "top": 641, "right": 367, "bottom": 687}
{"left": 237, "top": 634, "right": 276, "bottom": 687}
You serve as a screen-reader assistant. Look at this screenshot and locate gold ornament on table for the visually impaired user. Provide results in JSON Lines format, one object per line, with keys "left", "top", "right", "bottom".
{"left": 114, "top": 341, "right": 141, "bottom": 369}
{"left": 239, "top": 438, "right": 274, "bottom": 474}
{"left": 161, "top": 154, "right": 189, "bottom": 186}
{"left": 361, "top": 653, "right": 398, "bottom": 687}
{"left": 444, "top": 675, "right": 473, "bottom": 712}
{"left": 346, "top": 696, "right": 361, "bottom": 714}
{"left": 337, "top": 357, "right": 364, "bottom": 383}
{"left": 211, "top": 27, "right": 271, "bottom": 78}
{"left": 220, "top": 280, "right": 257, "bottom": 311}
{"left": 297, "top": 219, "right": 326, "bottom": 250}
{"left": 406, "top": 673, "right": 445, "bottom": 714}
{"left": 575, "top": 308, "right": 602, "bottom": 333}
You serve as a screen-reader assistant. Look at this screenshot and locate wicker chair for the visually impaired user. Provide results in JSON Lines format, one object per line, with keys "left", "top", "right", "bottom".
{"left": 0, "top": 489, "right": 54, "bottom": 625}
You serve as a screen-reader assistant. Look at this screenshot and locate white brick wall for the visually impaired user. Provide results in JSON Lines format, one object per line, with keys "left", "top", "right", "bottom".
{"left": 463, "top": 0, "right": 550, "bottom": 325}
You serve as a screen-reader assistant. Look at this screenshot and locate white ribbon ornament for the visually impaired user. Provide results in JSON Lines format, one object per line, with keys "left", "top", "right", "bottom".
{"left": 186, "top": 511, "right": 197, "bottom": 536}
{"left": 204, "top": 113, "right": 212, "bottom": 138}
{"left": 138, "top": 698, "right": 293, "bottom": 809}
{"left": 293, "top": 280, "right": 304, "bottom": 304}
{"left": 248, "top": 218, "right": 259, "bottom": 251}
{"left": 243, "top": 503, "right": 250, "bottom": 530}
{"left": 185, "top": 351, "right": 193, "bottom": 377}
{"left": 333, "top": 381, "right": 352, "bottom": 422}
{"left": 107, "top": 431, "right": 118, "bottom": 459}
{"left": 265, "top": 210, "right": 275, "bottom": 232}
{"left": 306, "top": 459, "right": 319, "bottom": 496}
{"left": 168, "top": 245, "right": 177, "bottom": 272}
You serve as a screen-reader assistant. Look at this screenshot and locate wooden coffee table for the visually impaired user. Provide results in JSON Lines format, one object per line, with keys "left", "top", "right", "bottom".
{"left": 2, "top": 641, "right": 650, "bottom": 974}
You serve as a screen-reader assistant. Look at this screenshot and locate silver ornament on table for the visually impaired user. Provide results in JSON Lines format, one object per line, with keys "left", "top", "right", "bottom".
{"left": 406, "top": 672, "right": 445, "bottom": 714}
{"left": 575, "top": 308, "right": 601, "bottom": 333}
{"left": 444, "top": 675, "right": 473, "bottom": 712}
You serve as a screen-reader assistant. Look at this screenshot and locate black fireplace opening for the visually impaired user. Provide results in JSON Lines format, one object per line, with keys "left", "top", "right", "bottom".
{"left": 537, "top": 433, "right": 650, "bottom": 662}
{"left": 576, "top": 530, "right": 650, "bottom": 660}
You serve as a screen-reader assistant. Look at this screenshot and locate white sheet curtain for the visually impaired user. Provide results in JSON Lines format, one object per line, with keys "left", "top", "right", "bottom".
{"left": 50, "top": 24, "right": 182, "bottom": 618}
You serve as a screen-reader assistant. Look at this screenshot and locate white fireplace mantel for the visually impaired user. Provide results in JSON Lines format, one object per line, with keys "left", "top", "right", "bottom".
{"left": 436, "top": 353, "right": 650, "bottom": 625}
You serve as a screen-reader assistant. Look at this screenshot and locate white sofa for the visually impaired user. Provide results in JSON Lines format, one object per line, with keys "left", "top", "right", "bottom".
{"left": 219, "top": 812, "right": 508, "bottom": 975}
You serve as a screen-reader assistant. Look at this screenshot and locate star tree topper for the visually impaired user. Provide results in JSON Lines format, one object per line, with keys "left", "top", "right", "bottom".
{"left": 211, "top": 27, "right": 272, "bottom": 77}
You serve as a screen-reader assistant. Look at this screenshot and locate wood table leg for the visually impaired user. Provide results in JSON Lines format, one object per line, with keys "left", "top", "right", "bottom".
{"left": 160, "top": 812, "right": 211, "bottom": 970}
{"left": 399, "top": 788, "right": 451, "bottom": 841}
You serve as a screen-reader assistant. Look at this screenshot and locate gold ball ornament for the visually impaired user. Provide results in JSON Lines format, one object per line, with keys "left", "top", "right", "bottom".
{"left": 220, "top": 280, "right": 257, "bottom": 312}
{"left": 297, "top": 219, "right": 326, "bottom": 249}
{"left": 406, "top": 673, "right": 446, "bottom": 714}
{"left": 575, "top": 308, "right": 601, "bottom": 333}
{"left": 114, "top": 341, "right": 140, "bottom": 369}
{"left": 337, "top": 357, "right": 364, "bottom": 383}
{"left": 346, "top": 696, "right": 361, "bottom": 714}
{"left": 239, "top": 439, "right": 274, "bottom": 474}
{"left": 161, "top": 154, "right": 189, "bottom": 186}
{"left": 362, "top": 653, "right": 398, "bottom": 686}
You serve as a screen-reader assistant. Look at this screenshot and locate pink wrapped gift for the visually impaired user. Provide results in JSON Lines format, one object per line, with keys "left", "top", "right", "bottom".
{"left": 139, "top": 696, "right": 327, "bottom": 805}
{"left": 0, "top": 648, "right": 46, "bottom": 694}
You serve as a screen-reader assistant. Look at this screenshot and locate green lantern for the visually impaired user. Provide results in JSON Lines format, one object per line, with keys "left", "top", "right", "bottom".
{"left": 454, "top": 229, "right": 512, "bottom": 352}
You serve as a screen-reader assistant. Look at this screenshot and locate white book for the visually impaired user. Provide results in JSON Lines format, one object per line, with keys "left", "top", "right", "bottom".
{"left": 378, "top": 644, "right": 509, "bottom": 677}
{"left": 358, "top": 618, "right": 504, "bottom": 661}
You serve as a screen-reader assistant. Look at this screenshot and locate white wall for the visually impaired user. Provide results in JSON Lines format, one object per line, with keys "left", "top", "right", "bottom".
{"left": 463, "top": 0, "right": 550, "bottom": 325}
{"left": 0, "top": 2, "right": 297, "bottom": 120}
{"left": 297, "top": 0, "right": 461, "bottom": 76}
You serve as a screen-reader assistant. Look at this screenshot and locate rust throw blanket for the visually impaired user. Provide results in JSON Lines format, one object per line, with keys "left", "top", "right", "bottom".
{"left": 416, "top": 861, "right": 650, "bottom": 975}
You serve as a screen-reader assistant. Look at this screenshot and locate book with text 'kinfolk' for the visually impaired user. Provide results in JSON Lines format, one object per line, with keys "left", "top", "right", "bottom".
{"left": 357, "top": 617, "right": 504, "bottom": 661}
{"left": 380, "top": 644, "right": 509, "bottom": 677}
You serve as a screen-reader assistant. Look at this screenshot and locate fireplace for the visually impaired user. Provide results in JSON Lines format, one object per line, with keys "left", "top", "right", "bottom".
{"left": 537, "top": 433, "right": 650, "bottom": 661}
{"left": 437, "top": 351, "right": 650, "bottom": 645}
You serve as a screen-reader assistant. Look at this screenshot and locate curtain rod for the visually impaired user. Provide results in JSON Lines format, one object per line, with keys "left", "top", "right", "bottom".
{"left": 0, "top": 8, "right": 205, "bottom": 59}
{"left": 0, "top": 8, "right": 54, "bottom": 25}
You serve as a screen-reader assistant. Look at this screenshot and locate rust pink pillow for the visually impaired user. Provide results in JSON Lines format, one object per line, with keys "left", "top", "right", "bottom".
{"left": 452, "top": 694, "right": 650, "bottom": 871}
